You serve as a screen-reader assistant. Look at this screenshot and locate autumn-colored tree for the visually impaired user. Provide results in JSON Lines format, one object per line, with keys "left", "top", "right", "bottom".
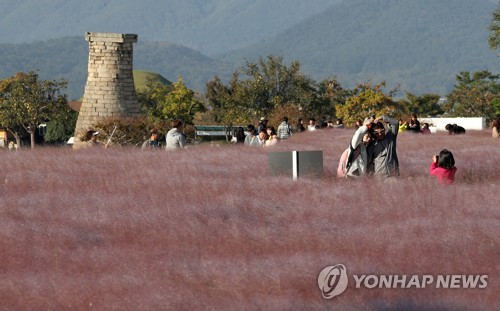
{"left": 0, "top": 71, "right": 68, "bottom": 148}
{"left": 443, "top": 71, "right": 499, "bottom": 120}
{"left": 158, "top": 76, "right": 206, "bottom": 126}
{"left": 335, "top": 81, "right": 402, "bottom": 126}
{"left": 267, "top": 103, "right": 304, "bottom": 130}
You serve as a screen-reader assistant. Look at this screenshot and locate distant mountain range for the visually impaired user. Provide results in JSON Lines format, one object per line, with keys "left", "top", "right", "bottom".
{"left": 0, "top": 37, "right": 234, "bottom": 100}
{"left": 0, "top": 0, "right": 339, "bottom": 55}
{"left": 217, "top": 0, "right": 499, "bottom": 95}
{"left": 0, "top": 0, "right": 498, "bottom": 99}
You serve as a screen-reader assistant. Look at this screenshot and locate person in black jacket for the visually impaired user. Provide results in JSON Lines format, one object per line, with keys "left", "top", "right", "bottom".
{"left": 445, "top": 124, "right": 466, "bottom": 135}
{"left": 407, "top": 114, "right": 421, "bottom": 133}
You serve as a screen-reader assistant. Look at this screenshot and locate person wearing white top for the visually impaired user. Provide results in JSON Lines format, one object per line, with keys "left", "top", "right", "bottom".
{"left": 166, "top": 119, "right": 186, "bottom": 150}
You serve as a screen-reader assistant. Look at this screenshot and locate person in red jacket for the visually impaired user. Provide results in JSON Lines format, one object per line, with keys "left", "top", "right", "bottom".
{"left": 429, "top": 149, "right": 457, "bottom": 184}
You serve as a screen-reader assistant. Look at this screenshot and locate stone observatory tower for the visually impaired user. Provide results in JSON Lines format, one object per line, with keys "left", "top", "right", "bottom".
{"left": 73, "top": 32, "right": 140, "bottom": 148}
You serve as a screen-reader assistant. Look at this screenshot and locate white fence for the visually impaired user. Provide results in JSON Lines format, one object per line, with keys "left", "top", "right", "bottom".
{"left": 419, "top": 117, "right": 486, "bottom": 131}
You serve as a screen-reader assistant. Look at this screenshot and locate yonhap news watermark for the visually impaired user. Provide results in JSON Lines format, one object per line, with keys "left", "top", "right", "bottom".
{"left": 318, "top": 264, "right": 488, "bottom": 299}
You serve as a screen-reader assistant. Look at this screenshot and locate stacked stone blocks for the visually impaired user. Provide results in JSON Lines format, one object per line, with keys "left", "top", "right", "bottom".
{"left": 73, "top": 32, "right": 140, "bottom": 147}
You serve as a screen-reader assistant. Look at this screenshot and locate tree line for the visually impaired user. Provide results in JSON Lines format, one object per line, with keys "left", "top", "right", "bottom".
{"left": 0, "top": 63, "right": 497, "bottom": 148}
{"left": 0, "top": 7, "right": 498, "bottom": 148}
{"left": 205, "top": 55, "right": 499, "bottom": 128}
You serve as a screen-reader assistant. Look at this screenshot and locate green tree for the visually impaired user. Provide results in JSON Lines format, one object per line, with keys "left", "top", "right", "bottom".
{"left": 160, "top": 76, "right": 206, "bottom": 125}
{"left": 0, "top": 71, "right": 68, "bottom": 148}
{"left": 205, "top": 74, "right": 250, "bottom": 126}
{"left": 137, "top": 75, "right": 206, "bottom": 132}
{"left": 491, "top": 98, "right": 500, "bottom": 117}
{"left": 443, "top": 71, "right": 500, "bottom": 120}
{"left": 44, "top": 108, "right": 78, "bottom": 144}
{"left": 205, "top": 55, "right": 319, "bottom": 126}
{"left": 314, "top": 77, "right": 352, "bottom": 120}
{"left": 335, "top": 82, "right": 402, "bottom": 125}
{"left": 488, "top": 6, "right": 500, "bottom": 52}
{"left": 137, "top": 76, "right": 173, "bottom": 126}
{"left": 239, "top": 55, "right": 317, "bottom": 117}
{"left": 401, "top": 92, "right": 443, "bottom": 117}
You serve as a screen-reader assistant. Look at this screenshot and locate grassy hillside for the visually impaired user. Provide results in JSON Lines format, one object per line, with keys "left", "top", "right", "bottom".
{"left": 218, "top": 0, "right": 499, "bottom": 95}
{"left": 0, "top": 0, "right": 339, "bottom": 55}
{"left": 0, "top": 130, "right": 498, "bottom": 309}
{"left": 135, "top": 41, "right": 234, "bottom": 94}
{"left": 133, "top": 70, "right": 171, "bottom": 92}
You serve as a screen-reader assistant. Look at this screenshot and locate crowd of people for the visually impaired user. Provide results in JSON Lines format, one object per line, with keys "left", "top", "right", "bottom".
{"left": 238, "top": 113, "right": 463, "bottom": 184}
{"left": 241, "top": 117, "right": 292, "bottom": 147}
{"left": 397, "top": 114, "right": 433, "bottom": 135}
{"left": 396, "top": 114, "right": 468, "bottom": 136}
{"left": 235, "top": 113, "right": 460, "bottom": 184}
{"left": 82, "top": 114, "right": 500, "bottom": 184}
{"left": 240, "top": 116, "right": 347, "bottom": 147}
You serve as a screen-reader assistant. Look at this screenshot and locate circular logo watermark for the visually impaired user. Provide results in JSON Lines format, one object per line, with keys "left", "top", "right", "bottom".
{"left": 318, "top": 264, "right": 349, "bottom": 299}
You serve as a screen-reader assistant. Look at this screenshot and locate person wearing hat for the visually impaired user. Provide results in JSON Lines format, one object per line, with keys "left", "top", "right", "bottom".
{"left": 85, "top": 130, "right": 100, "bottom": 147}
{"left": 258, "top": 117, "right": 268, "bottom": 134}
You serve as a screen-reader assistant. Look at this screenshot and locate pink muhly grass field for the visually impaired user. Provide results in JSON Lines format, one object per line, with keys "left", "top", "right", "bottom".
{"left": 0, "top": 129, "right": 498, "bottom": 310}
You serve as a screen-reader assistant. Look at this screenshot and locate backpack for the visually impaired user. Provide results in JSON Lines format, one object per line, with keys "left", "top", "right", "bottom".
{"left": 337, "top": 144, "right": 362, "bottom": 178}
